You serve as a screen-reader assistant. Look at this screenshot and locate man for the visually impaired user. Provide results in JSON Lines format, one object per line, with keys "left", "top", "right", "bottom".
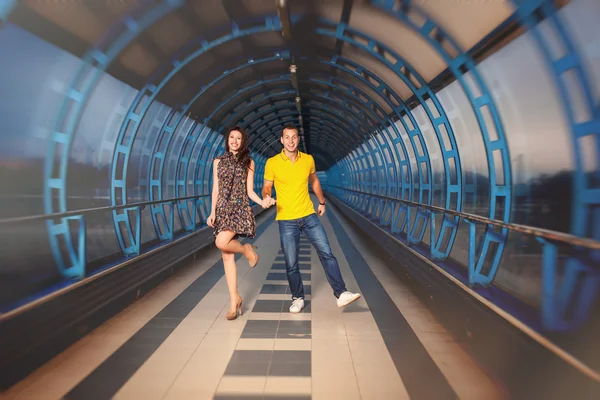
{"left": 262, "top": 124, "right": 361, "bottom": 313}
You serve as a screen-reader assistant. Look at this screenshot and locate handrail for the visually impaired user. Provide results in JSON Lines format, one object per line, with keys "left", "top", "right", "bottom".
{"left": 329, "top": 186, "right": 600, "bottom": 250}
{"left": 0, "top": 194, "right": 211, "bottom": 226}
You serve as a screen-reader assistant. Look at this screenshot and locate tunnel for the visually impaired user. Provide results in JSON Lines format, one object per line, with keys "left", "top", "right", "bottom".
{"left": 0, "top": 0, "right": 599, "bottom": 398}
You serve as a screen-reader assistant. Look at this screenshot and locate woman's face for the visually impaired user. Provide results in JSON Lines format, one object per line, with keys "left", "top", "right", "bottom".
{"left": 228, "top": 130, "right": 243, "bottom": 152}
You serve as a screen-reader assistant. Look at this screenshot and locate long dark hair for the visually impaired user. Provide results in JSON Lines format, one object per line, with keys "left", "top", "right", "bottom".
{"left": 225, "top": 126, "right": 252, "bottom": 170}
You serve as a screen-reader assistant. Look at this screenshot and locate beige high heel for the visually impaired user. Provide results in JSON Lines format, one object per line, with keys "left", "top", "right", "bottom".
{"left": 245, "top": 243, "right": 259, "bottom": 268}
{"left": 226, "top": 296, "right": 243, "bottom": 320}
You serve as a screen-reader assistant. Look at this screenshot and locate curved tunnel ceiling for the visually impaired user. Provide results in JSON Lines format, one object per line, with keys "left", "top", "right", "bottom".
{"left": 2, "top": 0, "right": 599, "bottom": 339}
{"left": 8, "top": 0, "right": 515, "bottom": 170}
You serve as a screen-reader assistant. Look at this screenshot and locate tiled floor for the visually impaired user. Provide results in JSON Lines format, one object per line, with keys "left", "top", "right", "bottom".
{"left": 2, "top": 201, "right": 506, "bottom": 400}
{"left": 214, "top": 236, "right": 314, "bottom": 399}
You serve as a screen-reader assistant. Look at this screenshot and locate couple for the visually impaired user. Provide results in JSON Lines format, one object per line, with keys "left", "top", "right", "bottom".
{"left": 207, "top": 124, "right": 361, "bottom": 320}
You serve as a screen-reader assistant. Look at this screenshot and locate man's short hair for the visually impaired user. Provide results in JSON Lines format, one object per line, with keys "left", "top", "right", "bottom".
{"left": 281, "top": 123, "right": 298, "bottom": 137}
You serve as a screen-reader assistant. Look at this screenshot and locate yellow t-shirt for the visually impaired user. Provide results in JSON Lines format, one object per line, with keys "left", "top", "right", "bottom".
{"left": 264, "top": 150, "right": 316, "bottom": 221}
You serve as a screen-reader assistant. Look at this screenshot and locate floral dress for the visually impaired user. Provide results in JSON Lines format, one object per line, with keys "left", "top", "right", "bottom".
{"left": 212, "top": 152, "right": 256, "bottom": 239}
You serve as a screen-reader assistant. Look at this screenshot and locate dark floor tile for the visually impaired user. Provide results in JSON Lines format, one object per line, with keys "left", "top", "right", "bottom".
{"left": 260, "top": 284, "right": 288, "bottom": 294}
{"left": 241, "top": 320, "right": 278, "bottom": 338}
{"left": 230, "top": 350, "right": 273, "bottom": 364}
{"left": 271, "top": 266, "right": 311, "bottom": 272}
{"left": 130, "top": 327, "right": 173, "bottom": 345}
{"left": 268, "top": 362, "right": 311, "bottom": 377}
{"left": 276, "top": 257, "right": 311, "bottom": 263}
{"left": 271, "top": 262, "right": 287, "bottom": 268}
{"left": 145, "top": 318, "right": 183, "bottom": 329}
{"left": 271, "top": 263, "right": 311, "bottom": 270}
{"left": 240, "top": 331, "right": 279, "bottom": 339}
{"left": 278, "top": 249, "right": 310, "bottom": 253}
{"left": 277, "top": 320, "right": 311, "bottom": 336}
{"left": 285, "top": 285, "right": 311, "bottom": 295}
{"left": 271, "top": 350, "right": 311, "bottom": 364}
{"left": 224, "top": 362, "right": 270, "bottom": 376}
{"left": 267, "top": 273, "right": 310, "bottom": 281}
{"left": 252, "top": 300, "right": 284, "bottom": 313}
{"left": 276, "top": 332, "right": 312, "bottom": 339}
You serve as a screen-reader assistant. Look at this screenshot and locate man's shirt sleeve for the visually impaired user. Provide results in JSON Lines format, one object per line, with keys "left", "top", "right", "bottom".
{"left": 264, "top": 158, "right": 275, "bottom": 181}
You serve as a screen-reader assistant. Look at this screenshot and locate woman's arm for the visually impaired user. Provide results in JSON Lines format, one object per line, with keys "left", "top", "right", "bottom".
{"left": 246, "top": 159, "right": 265, "bottom": 206}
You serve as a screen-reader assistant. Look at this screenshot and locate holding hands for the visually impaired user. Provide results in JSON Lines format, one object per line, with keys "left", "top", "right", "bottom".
{"left": 260, "top": 195, "right": 276, "bottom": 209}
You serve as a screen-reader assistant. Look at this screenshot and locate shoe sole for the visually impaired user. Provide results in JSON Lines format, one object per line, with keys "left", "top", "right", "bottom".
{"left": 337, "top": 294, "right": 361, "bottom": 308}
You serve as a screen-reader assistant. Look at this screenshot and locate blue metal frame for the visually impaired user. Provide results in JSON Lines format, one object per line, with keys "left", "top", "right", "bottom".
{"left": 226, "top": 102, "right": 367, "bottom": 159}
{"left": 242, "top": 102, "right": 369, "bottom": 162}
{"left": 110, "top": 17, "right": 282, "bottom": 256}
{"left": 105, "top": 14, "right": 455, "bottom": 264}
{"left": 247, "top": 103, "right": 369, "bottom": 151}
{"left": 45, "top": 0, "right": 184, "bottom": 273}
{"left": 107, "top": 14, "right": 460, "bottom": 260}
{"left": 367, "top": 0, "right": 511, "bottom": 286}
{"left": 254, "top": 114, "right": 363, "bottom": 158}
{"left": 35, "top": 0, "right": 597, "bottom": 337}
{"left": 240, "top": 66, "right": 416, "bottom": 202}
{"left": 175, "top": 74, "right": 291, "bottom": 232}
{"left": 304, "top": 59, "right": 418, "bottom": 204}
{"left": 314, "top": 53, "right": 434, "bottom": 238}
{"left": 196, "top": 133, "right": 225, "bottom": 220}
{"left": 316, "top": 20, "right": 464, "bottom": 261}
{"left": 185, "top": 90, "right": 303, "bottom": 219}
{"left": 251, "top": 108, "right": 367, "bottom": 143}
{"left": 194, "top": 131, "right": 225, "bottom": 222}
{"left": 256, "top": 121, "right": 346, "bottom": 156}
{"left": 510, "top": 0, "right": 600, "bottom": 331}
{"left": 304, "top": 77, "right": 406, "bottom": 221}
{"left": 256, "top": 115, "right": 345, "bottom": 143}
{"left": 136, "top": 104, "right": 170, "bottom": 205}
{"left": 148, "top": 106, "right": 184, "bottom": 241}
{"left": 219, "top": 91, "right": 299, "bottom": 130}
{"left": 306, "top": 97, "right": 391, "bottom": 203}
{"left": 165, "top": 54, "right": 291, "bottom": 232}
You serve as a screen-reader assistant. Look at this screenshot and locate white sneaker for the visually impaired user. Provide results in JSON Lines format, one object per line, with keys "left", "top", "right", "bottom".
{"left": 289, "top": 298, "right": 305, "bottom": 313}
{"left": 337, "top": 291, "right": 361, "bottom": 308}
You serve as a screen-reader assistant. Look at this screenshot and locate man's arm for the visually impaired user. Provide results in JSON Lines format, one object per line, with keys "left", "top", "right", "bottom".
{"left": 308, "top": 173, "right": 325, "bottom": 205}
{"left": 262, "top": 158, "right": 275, "bottom": 199}
{"left": 307, "top": 155, "right": 325, "bottom": 205}
{"left": 309, "top": 173, "right": 327, "bottom": 216}
{"left": 262, "top": 179, "right": 273, "bottom": 199}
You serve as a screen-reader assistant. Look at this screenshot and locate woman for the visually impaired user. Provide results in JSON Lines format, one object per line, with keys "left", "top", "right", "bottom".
{"left": 207, "top": 127, "right": 275, "bottom": 321}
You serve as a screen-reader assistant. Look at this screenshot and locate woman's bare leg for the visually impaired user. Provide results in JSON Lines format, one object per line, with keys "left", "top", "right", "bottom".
{"left": 215, "top": 230, "right": 246, "bottom": 254}
{"left": 215, "top": 230, "right": 257, "bottom": 265}
{"left": 221, "top": 250, "right": 239, "bottom": 313}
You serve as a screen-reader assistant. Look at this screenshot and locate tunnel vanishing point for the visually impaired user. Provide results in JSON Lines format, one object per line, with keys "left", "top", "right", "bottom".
{"left": 0, "top": 0, "right": 599, "bottom": 398}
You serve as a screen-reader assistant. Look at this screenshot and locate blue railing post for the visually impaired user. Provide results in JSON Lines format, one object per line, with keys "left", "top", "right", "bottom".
{"left": 463, "top": 218, "right": 478, "bottom": 288}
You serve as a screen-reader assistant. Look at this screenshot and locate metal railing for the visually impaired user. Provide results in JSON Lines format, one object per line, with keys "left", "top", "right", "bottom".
{"left": 328, "top": 186, "right": 600, "bottom": 249}
{"left": 327, "top": 185, "right": 600, "bottom": 383}
{"left": 0, "top": 193, "right": 215, "bottom": 291}
{"left": 327, "top": 185, "right": 599, "bottom": 335}
{"left": 0, "top": 194, "right": 211, "bottom": 226}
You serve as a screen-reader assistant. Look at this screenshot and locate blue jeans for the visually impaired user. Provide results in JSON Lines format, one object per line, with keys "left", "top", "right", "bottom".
{"left": 278, "top": 213, "right": 347, "bottom": 299}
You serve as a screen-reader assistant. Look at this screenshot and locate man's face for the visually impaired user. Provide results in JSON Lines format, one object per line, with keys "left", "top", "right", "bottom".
{"left": 281, "top": 128, "right": 299, "bottom": 152}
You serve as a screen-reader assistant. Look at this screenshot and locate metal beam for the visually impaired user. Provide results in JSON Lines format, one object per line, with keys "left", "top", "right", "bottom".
{"left": 277, "top": 0, "right": 307, "bottom": 152}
